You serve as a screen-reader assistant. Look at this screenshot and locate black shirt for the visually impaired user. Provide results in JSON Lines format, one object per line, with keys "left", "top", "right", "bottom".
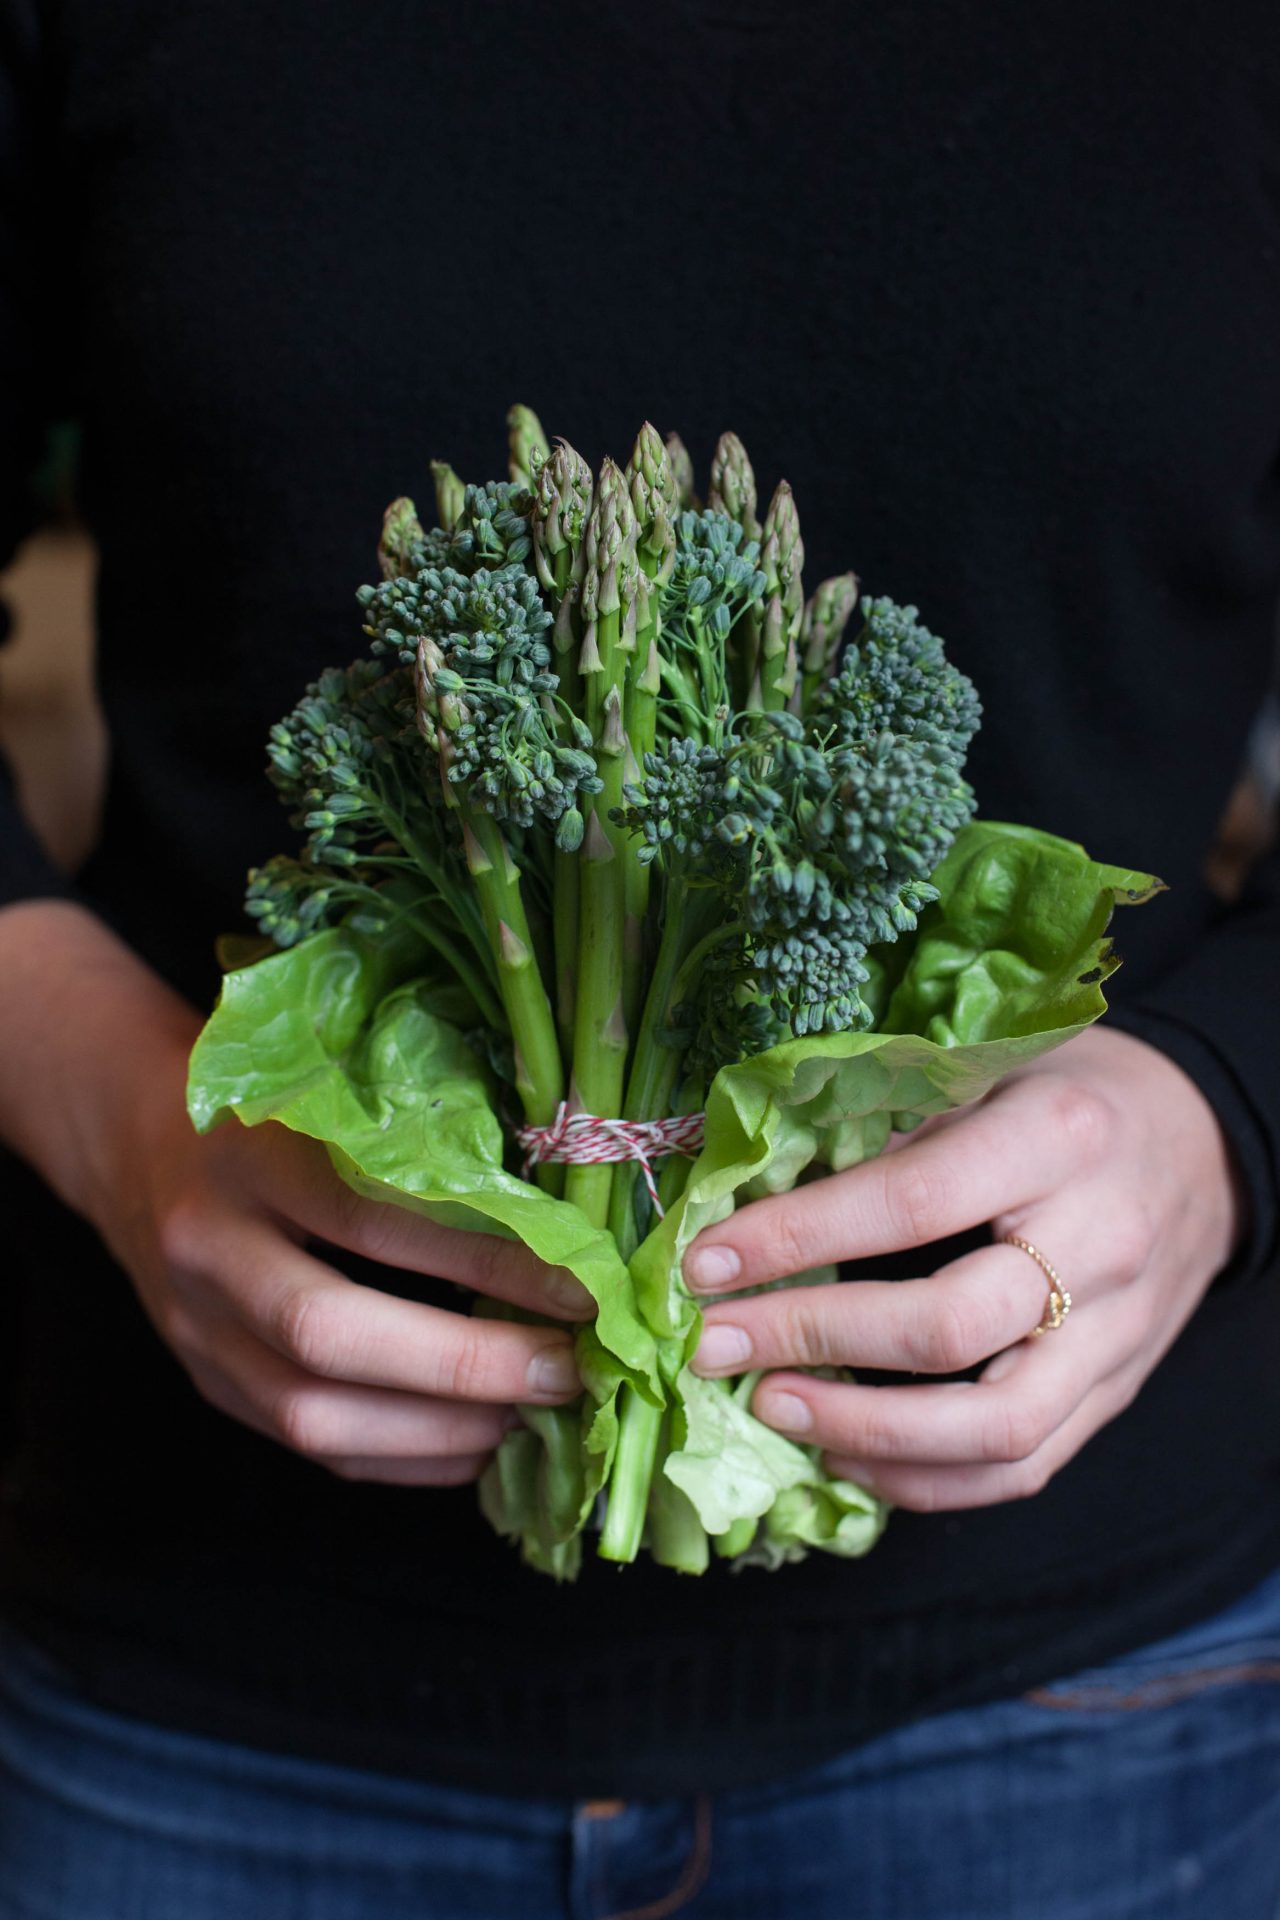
{"left": 1, "top": 0, "right": 1279, "bottom": 1796}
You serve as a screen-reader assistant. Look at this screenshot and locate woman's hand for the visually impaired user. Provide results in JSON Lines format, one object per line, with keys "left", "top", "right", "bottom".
{"left": 685, "top": 1026, "right": 1245, "bottom": 1512}
{"left": 0, "top": 901, "right": 586, "bottom": 1487}
{"left": 112, "top": 1077, "right": 587, "bottom": 1487}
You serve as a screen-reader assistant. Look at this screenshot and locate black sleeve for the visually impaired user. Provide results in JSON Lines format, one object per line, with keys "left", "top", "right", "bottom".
{"left": 0, "top": 0, "right": 78, "bottom": 907}
{"left": 1107, "top": 840, "right": 1280, "bottom": 1285}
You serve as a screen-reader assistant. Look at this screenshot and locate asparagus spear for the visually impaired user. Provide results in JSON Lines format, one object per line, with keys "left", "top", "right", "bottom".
{"left": 796, "top": 571, "right": 859, "bottom": 712}
{"left": 664, "top": 431, "right": 698, "bottom": 511}
{"left": 377, "top": 497, "right": 425, "bottom": 580}
{"left": 507, "top": 403, "right": 551, "bottom": 488}
{"left": 430, "top": 461, "right": 466, "bottom": 533}
{"left": 708, "top": 429, "right": 761, "bottom": 541}
{"left": 752, "top": 480, "right": 805, "bottom": 713}
{"left": 622, "top": 425, "right": 678, "bottom": 1032}
{"left": 564, "top": 461, "right": 638, "bottom": 1226}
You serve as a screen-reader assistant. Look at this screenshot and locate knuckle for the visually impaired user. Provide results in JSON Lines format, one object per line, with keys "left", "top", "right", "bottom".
{"left": 184, "top": 1356, "right": 232, "bottom": 1416}
{"left": 437, "top": 1331, "right": 496, "bottom": 1401}
{"left": 764, "top": 1210, "right": 817, "bottom": 1281}
{"left": 270, "top": 1387, "right": 330, "bottom": 1456}
{"left": 332, "top": 1183, "right": 398, "bottom": 1263}
{"left": 982, "top": 1398, "right": 1047, "bottom": 1463}
{"left": 155, "top": 1296, "right": 200, "bottom": 1359}
{"left": 271, "top": 1285, "right": 346, "bottom": 1376}
{"left": 882, "top": 1472, "right": 946, "bottom": 1514}
{"left": 1108, "top": 1370, "right": 1142, "bottom": 1421}
{"left": 156, "top": 1198, "right": 208, "bottom": 1273}
{"left": 781, "top": 1296, "right": 840, "bottom": 1367}
{"left": 1010, "top": 1452, "right": 1056, "bottom": 1501}
{"left": 1103, "top": 1210, "right": 1152, "bottom": 1286}
{"left": 460, "top": 1235, "right": 507, "bottom": 1300}
{"left": 907, "top": 1294, "right": 983, "bottom": 1374}
{"left": 855, "top": 1410, "right": 906, "bottom": 1460}
{"left": 904, "top": 1477, "right": 951, "bottom": 1515}
{"left": 1046, "top": 1080, "right": 1114, "bottom": 1160}
{"left": 1130, "top": 1284, "right": 1170, "bottom": 1356}
{"left": 883, "top": 1159, "right": 952, "bottom": 1248}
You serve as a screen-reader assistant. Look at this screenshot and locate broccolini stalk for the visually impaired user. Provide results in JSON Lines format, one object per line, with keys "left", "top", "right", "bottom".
{"left": 796, "top": 571, "right": 859, "bottom": 713}
{"left": 648, "top": 1477, "right": 711, "bottom": 1574}
{"left": 430, "top": 461, "right": 465, "bottom": 533}
{"left": 715, "top": 1516, "right": 759, "bottom": 1559}
{"left": 604, "top": 865, "right": 723, "bottom": 1257}
{"left": 507, "top": 403, "right": 551, "bottom": 489}
{"left": 415, "top": 637, "right": 566, "bottom": 1143}
{"left": 532, "top": 442, "right": 595, "bottom": 1055}
{"left": 253, "top": 658, "right": 501, "bottom": 1012}
{"left": 598, "top": 1384, "right": 665, "bottom": 1564}
{"left": 565, "top": 463, "right": 637, "bottom": 1224}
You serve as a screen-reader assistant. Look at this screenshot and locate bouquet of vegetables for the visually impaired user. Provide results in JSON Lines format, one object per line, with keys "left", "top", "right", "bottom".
{"left": 188, "top": 408, "right": 1158, "bottom": 1577}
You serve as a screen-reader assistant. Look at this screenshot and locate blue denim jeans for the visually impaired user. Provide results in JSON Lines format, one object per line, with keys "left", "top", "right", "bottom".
{"left": 3, "top": 1569, "right": 1280, "bottom": 1920}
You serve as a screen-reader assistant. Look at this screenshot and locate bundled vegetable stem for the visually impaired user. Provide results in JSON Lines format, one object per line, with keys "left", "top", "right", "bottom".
{"left": 194, "top": 407, "right": 1161, "bottom": 1579}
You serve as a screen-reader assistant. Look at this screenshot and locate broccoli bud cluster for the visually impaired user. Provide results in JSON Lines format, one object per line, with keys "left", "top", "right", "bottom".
{"left": 617, "top": 597, "right": 980, "bottom": 1058}
{"left": 264, "top": 660, "right": 412, "bottom": 868}
{"left": 249, "top": 415, "right": 982, "bottom": 1104}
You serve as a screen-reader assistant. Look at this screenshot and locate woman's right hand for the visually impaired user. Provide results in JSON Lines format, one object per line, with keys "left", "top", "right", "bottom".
{"left": 0, "top": 900, "right": 587, "bottom": 1486}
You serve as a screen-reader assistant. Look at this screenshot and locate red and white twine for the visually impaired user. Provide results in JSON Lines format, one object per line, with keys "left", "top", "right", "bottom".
{"left": 516, "top": 1104, "right": 706, "bottom": 1216}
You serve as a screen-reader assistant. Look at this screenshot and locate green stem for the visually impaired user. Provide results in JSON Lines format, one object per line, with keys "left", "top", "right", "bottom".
{"left": 377, "top": 797, "right": 498, "bottom": 993}
{"left": 552, "top": 845, "right": 579, "bottom": 1061}
{"left": 646, "top": 1416, "right": 710, "bottom": 1574}
{"left": 566, "top": 595, "right": 629, "bottom": 1226}
{"left": 656, "top": 1141, "right": 696, "bottom": 1215}
{"left": 551, "top": 546, "right": 582, "bottom": 1060}
{"left": 461, "top": 808, "right": 564, "bottom": 1133}
{"left": 399, "top": 909, "right": 506, "bottom": 1029}
{"left": 564, "top": 806, "right": 627, "bottom": 1225}
{"left": 621, "top": 627, "right": 661, "bottom": 1037}
{"left": 714, "top": 1515, "right": 758, "bottom": 1558}
{"left": 605, "top": 880, "right": 724, "bottom": 1255}
{"left": 598, "top": 1385, "right": 664, "bottom": 1563}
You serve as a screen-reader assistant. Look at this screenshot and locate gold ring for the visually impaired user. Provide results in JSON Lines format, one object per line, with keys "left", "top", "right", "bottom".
{"left": 1003, "top": 1236, "right": 1072, "bottom": 1336}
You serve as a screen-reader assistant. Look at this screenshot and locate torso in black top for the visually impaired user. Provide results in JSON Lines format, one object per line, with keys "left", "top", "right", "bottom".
{"left": 2, "top": 0, "right": 1279, "bottom": 1795}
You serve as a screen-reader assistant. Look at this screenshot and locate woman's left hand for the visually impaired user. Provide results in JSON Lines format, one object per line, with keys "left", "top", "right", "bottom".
{"left": 685, "top": 1026, "right": 1245, "bottom": 1512}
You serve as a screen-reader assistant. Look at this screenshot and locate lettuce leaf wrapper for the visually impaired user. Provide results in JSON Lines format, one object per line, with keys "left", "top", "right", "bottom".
{"left": 187, "top": 922, "right": 663, "bottom": 1579}
{"left": 188, "top": 821, "right": 1160, "bottom": 1575}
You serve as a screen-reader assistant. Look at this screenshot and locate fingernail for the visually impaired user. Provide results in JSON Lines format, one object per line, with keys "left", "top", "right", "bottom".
{"left": 543, "top": 1270, "right": 594, "bottom": 1318}
{"left": 527, "top": 1346, "right": 580, "bottom": 1397}
{"left": 758, "top": 1390, "right": 812, "bottom": 1435}
{"left": 694, "top": 1324, "right": 752, "bottom": 1372}
{"left": 684, "top": 1245, "right": 742, "bottom": 1292}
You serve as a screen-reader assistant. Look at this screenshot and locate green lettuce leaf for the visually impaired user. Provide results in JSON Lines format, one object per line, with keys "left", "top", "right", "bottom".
{"left": 187, "top": 925, "right": 662, "bottom": 1416}
{"left": 187, "top": 820, "right": 1159, "bottom": 1574}
{"left": 628, "top": 820, "right": 1161, "bottom": 1552}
